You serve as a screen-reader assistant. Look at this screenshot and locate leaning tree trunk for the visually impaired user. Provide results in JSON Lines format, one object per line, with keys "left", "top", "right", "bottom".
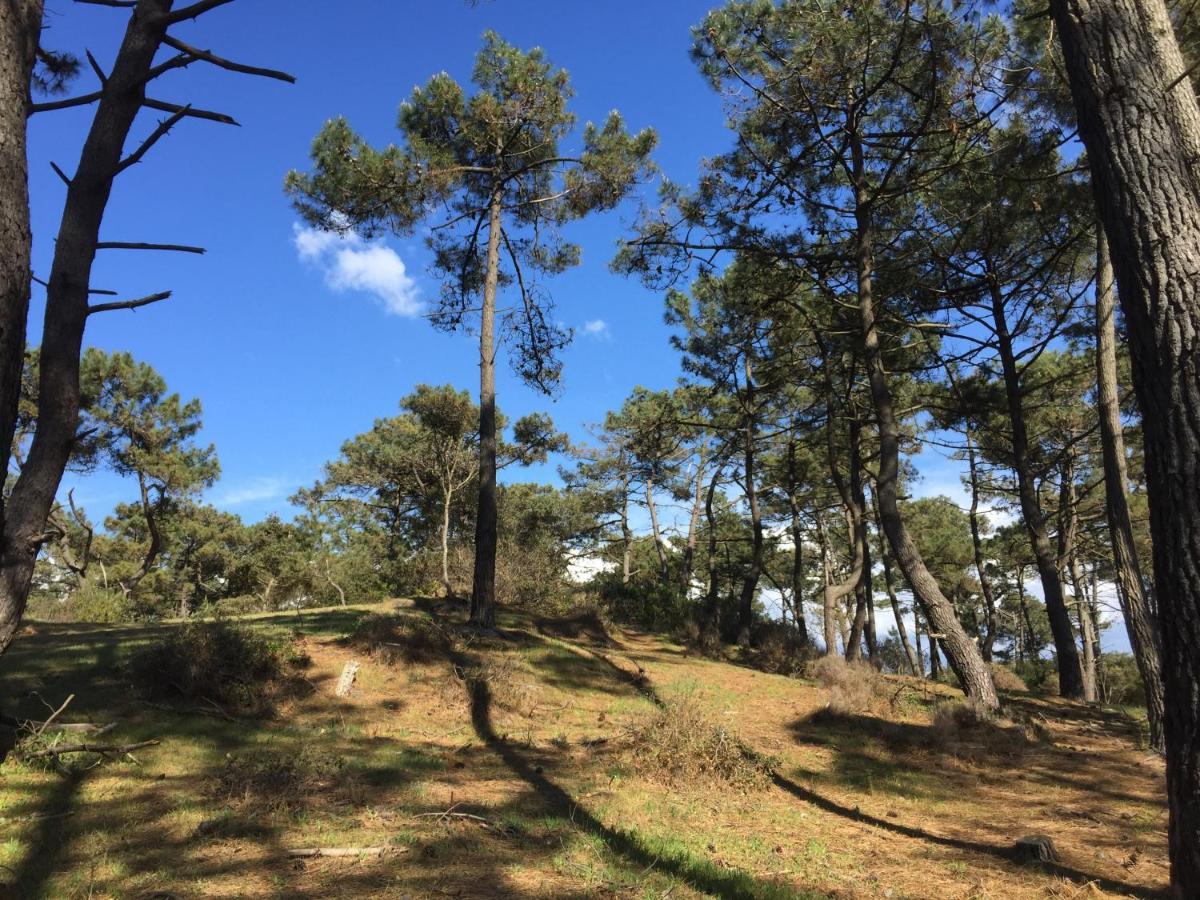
{"left": 988, "top": 278, "right": 1086, "bottom": 699}
{"left": 469, "top": 184, "right": 503, "bottom": 630}
{"left": 1050, "top": 0, "right": 1200, "bottom": 889}
{"left": 1094, "top": 226, "right": 1165, "bottom": 751}
{"left": 1, "top": 0, "right": 174, "bottom": 657}
{"left": 850, "top": 172, "right": 997, "bottom": 709}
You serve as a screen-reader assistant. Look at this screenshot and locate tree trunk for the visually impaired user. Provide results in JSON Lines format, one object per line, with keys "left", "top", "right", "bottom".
{"left": 440, "top": 487, "right": 453, "bottom": 598}
{"left": 620, "top": 471, "right": 632, "bottom": 586}
{"left": 645, "top": 479, "right": 669, "bottom": 583}
{"left": 736, "top": 409, "right": 763, "bottom": 646}
{"left": 702, "top": 461, "right": 723, "bottom": 642}
{"left": 821, "top": 411, "right": 867, "bottom": 656}
{"left": 469, "top": 185, "right": 503, "bottom": 630}
{"left": 873, "top": 492, "right": 918, "bottom": 675}
{"left": 912, "top": 607, "right": 925, "bottom": 678}
{"left": 1, "top": 0, "right": 173, "bottom": 657}
{"left": 1059, "top": 452, "right": 1098, "bottom": 702}
{"left": 1051, "top": 2, "right": 1200, "bottom": 884}
{"left": 965, "top": 433, "right": 999, "bottom": 661}
{"left": 847, "top": 428, "right": 874, "bottom": 661}
{"left": 851, "top": 168, "right": 997, "bottom": 708}
{"left": 680, "top": 446, "right": 706, "bottom": 596}
{"left": 987, "top": 277, "right": 1086, "bottom": 699}
{"left": 1094, "top": 226, "right": 1165, "bottom": 750}
{"left": 788, "top": 495, "right": 809, "bottom": 644}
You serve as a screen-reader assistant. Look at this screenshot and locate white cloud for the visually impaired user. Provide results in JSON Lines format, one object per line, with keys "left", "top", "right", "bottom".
{"left": 213, "top": 476, "right": 289, "bottom": 507}
{"left": 581, "top": 319, "right": 610, "bottom": 339}
{"left": 293, "top": 223, "right": 421, "bottom": 317}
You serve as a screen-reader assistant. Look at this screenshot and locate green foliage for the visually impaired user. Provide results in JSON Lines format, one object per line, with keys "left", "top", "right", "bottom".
{"left": 67, "top": 582, "right": 130, "bottom": 624}
{"left": 1098, "top": 653, "right": 1148, "bottom": 707}
{"left": 594, "top": 571, "right": 691, "bottom": 632}
{"left": 286, "top": 31, "right": 655, "bottom": 392}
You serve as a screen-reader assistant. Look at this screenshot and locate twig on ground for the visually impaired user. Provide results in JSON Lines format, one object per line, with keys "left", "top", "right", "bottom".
{"left": 25, "top": 738, "right": 160, "bottom": 759}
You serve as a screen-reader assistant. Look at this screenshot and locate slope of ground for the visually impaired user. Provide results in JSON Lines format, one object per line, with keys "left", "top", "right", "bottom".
{"left": 0, "top": 600, "right": 1168, "bottom": 899}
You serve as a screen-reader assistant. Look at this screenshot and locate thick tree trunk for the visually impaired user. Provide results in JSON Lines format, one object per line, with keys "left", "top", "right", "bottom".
{"left": 965, "top": 433, "right": 998, "bottom": 661}
{"left": 1050, "top": 0, "right": 1200, "bottom": 888}
{"left": 987, "top": 278, "right": 1086, "bottom": 699}
{"left": 912, "top": 607, "right": 925, "bottom": 677}
{"left": 873, "top": 493, "right": 918, "bottom": 675}
{"left": 701, "top": 461, "right": 723, "bottom": 642}
{"left": 851, "top": 177, "right": 997, "bottom": 708}
{"left": 469, "top": 185, "right": 503, "bottom": 630}
{"left": 821, "top": 412, "right": 867, "bottom": 656}
{"left": 1094, "top": 226, "right": 1165, "bottom": 750}
{"left": 1, "top": 0, "right": 173, "bottom": 657}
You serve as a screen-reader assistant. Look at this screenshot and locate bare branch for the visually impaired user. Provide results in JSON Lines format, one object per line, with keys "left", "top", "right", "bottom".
{"left": 84, "top": 50, "right": 108, "bottom": 84}
{"left": 74, "top": 0, "right": 137, "bottom": 7}
{"left": 160, "top": 36, "right": 295, "bottom": 83}
{"left": 143, "top": 98, "right": 238, "bottom": 126}
{"left": 29, "top": 90, "right": 103, "bottom": 114}
{"left": 161, "top": 0, "right": 235, "bottom": 25}
{"left": 49, "top": 161, "right": 72, "bottom": 186}
{"left": 115, "top": 106, "right": 189, "bottom": 173}
{"left": 87, "top": 290, "right": 172, "bottom": 315}
{"left": 96, "top": 242, "right": 205, "bottom": 254}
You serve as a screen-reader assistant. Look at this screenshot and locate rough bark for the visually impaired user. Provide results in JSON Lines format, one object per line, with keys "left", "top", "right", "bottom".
{"left": 788, "top": 494, "right": 809, "bottom": 645}
{"left": 1050, "top": 0, "right": 1200, "bottom": 888}
{"left": 987, "top": 278, "right": 1086, "bottom": 699}
{"left": 701, "top": 460, "right": 723, "bottom": 641}
{"left": 1, "top": 0, "right": 174, "bottom": 657}
{"left": 1094, "top": 226, "right": 1165, "bottom": 751}
{"left": 851, "top": 173, "right": 997, "bottom": 708}
{"left": 469, "top": 185, "right": 503, "bottom": 630}
{"left": 1058, "top": 451, "right": 1098, "bottom": 702}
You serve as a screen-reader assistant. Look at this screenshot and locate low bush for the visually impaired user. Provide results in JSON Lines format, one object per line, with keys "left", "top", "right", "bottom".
{"left": 749, "top": 622, "right": 813, "bottom": 676}
{"left": 345, "top": 613, "right": 452, "bottom": 664}
{"left": 990, "top": 662, "right": 1028, "bottom": 693}
{"left": 456, "top": 656, "right": 542, "bottom": 716}
{"left": 216, "top": 746, "right": 357, "bottom": 814}
{"left": 127, "top": 620, "right": 300, "bottom": 716}
{"left": 1012, "top": 658, "right": 1060, "bottom": 696}
{"left": 625, "top": 693, "right": 774, "bottom": 789}
{"left": 69, "top": 583, "right": 132, "bottom": 624}
{"left": 809, "top": 655, "right": 886, "bottom": 714}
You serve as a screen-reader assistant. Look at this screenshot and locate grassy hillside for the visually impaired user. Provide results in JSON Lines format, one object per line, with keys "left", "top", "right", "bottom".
{"left": 0, "top": 601, "right": 1168, "bottom": 898}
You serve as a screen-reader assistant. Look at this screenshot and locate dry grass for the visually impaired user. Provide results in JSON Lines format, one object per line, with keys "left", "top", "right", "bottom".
{"left": 215, "top": 745, "right": 360, "bottom": 815}
{"left": 344, "top": 611, "right": 453, "bottom": 664}
{"left": 624, "top": 692, "right": 774, "bottom": 790}
{"left": 809, "top": 654, "right": 887, "bottom": 714}
{"left": 992, "top": 662, "right": 1029, "bottom": 692}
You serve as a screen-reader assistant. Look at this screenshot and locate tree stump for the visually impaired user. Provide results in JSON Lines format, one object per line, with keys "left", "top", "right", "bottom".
{"left": 335, "top": 660, "right": 360, "bottom": 698}
{"left": 1014, "top": 834, "right": 1060, "bottom": 864}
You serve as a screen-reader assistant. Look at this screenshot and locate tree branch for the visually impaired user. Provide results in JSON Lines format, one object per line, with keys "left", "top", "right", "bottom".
{"left": 160, "top": 35, "right": 295, "bottom": 83}
{"left": 115, "top": 106, "right": 189, "bottom": 173}
{"left": 95, "top": 242, "right": 205, "bottom": 254}
{"left": 87, "top": 291, "right": 172, "bottom": 315}
{"left": 30, "top": 90, "right": 103, "bottom": 114}
{"left": 161, "top": 0, "right": 235, "bottom": 25}
{"left": 143, "top": 98, "right": 238, "bottom": 126}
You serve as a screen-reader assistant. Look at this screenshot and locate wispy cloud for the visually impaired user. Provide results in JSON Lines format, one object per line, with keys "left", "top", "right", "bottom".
{"left": 581, "top": 319, "right": 610, "bottom": 339}
{"left": 212, "top": 476, "right": 290, "bottom": 508}
{"left": 293, "top": 223, "right": 421, "bottom": 316}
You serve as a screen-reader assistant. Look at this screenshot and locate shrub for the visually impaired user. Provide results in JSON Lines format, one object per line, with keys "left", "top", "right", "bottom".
{"left": 1012, "top": 658, "right": 1059, "bottom": 696}
{"left": 535, "top": 602, "right": 615, "bottom": 646}
{"left": 216, "top": 746, "right": 356, "bottom": 814}
{"left": 1098, "top": 652, "right": 1148, "bottom": 707}
{"left": 69, "top": 583, "right": 132, "bottom": 624}
{"left": 990, "top": 663, "right": 1028, "bottom": 693}
{"left": 810, "top": 655, "right": 885, "bottom": 714}
{"left": 128, "top": 620, "right": 297, "bottom": 716}
{"left": 625, "top": 693, "right": 773, "bottom": 789}
{"left": 456, "top": 657, "right": 542, "bottom": 716}
{"left": 593, "top": 573, "right": 691, "bottom": 632}
{"left": 749, "top": 622, "right": 813, "bottom": 676}
{"left": 346, "top": 613, "right": 451, "bottom": 664}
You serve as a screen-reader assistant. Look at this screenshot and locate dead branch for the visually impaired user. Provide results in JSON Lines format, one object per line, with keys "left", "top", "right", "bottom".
{"left": 49, "top": 161, "right": 71, "bottom": 186}
{"left": 284, "top": 847, "right": 400, "bottom": 859}
{"left": 160, "top": 36, "right": 295, "bottom": 83}
{"left": 115, "top": 107, "right": 190, "bottom": 173}
{"left": 29, "top": 90, "right": 104, "bottom": 114}
{"left": 88, "top": 291, "right": 172, "bottom": 315}
{"left": 25, "top": 738, "right": 159, "bottom": 759}
{"left": 84, "top": 49, "right": 108, "bottom": 83}
{"left": 35, "top": 694, "right": 74, "bottom": 737}
{"left": 143, "top": 98, "right": 238, "bottom": 126}
{"left": 162, "top": 0, "right": 237, "bottom": 24}
{"left": 95, "top": 241, "right": 205, "bottom": 254}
